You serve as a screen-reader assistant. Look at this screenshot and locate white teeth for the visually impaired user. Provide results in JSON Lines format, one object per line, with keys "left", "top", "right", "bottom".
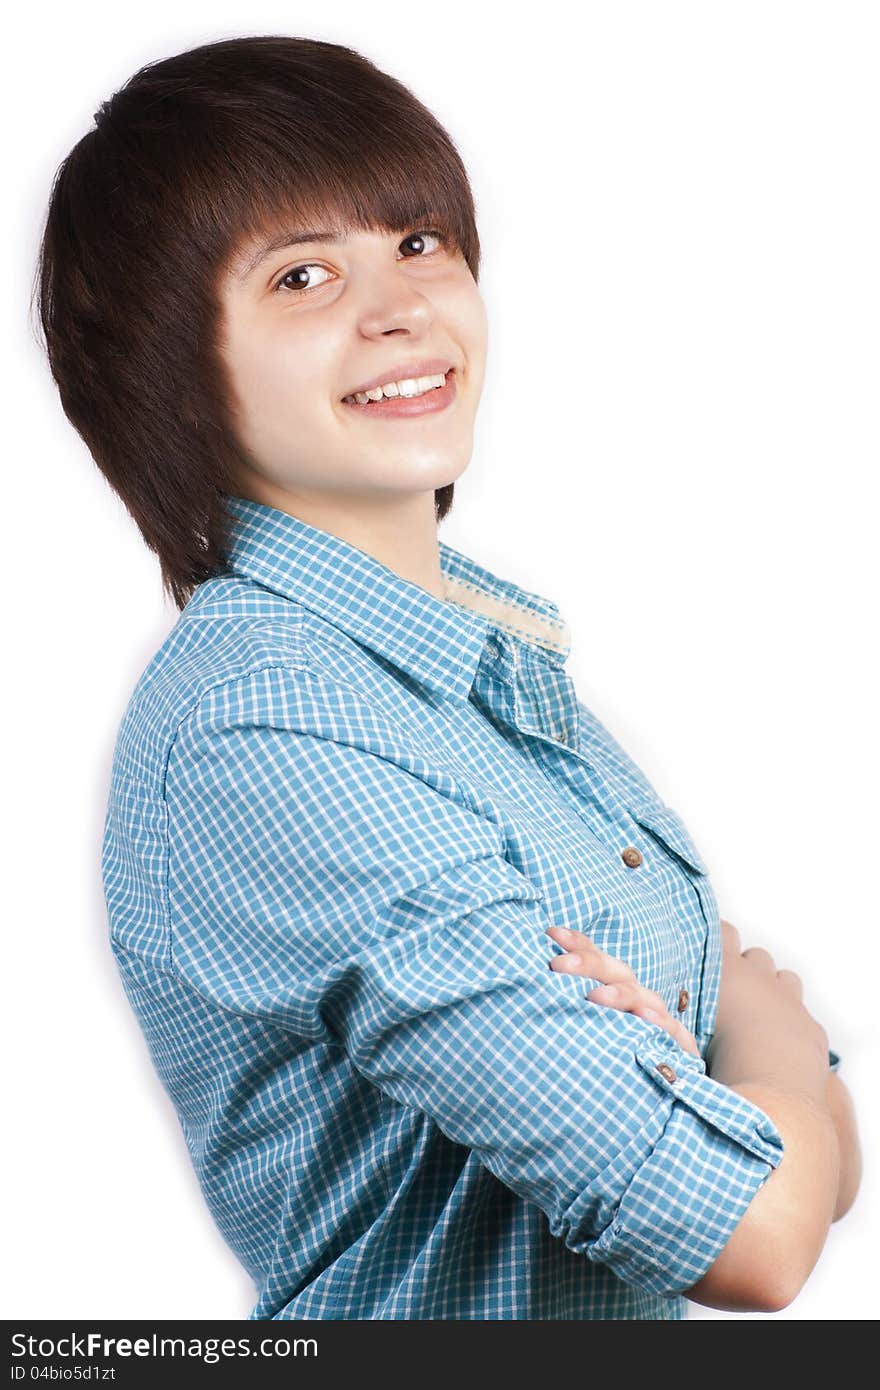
{"left": 397, "top": 378, "right": 424, "bottom": 398}
{"left": 344, "top": 371, "right": 448, "bottom": 406}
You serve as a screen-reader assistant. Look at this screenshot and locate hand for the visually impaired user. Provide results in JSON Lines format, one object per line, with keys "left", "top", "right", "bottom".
{"left": 825, "top": 1070, "right": 862, "bottom": 1221}
{"left": 713, "top": 918, "right": 860, "bottom": 1221}
{"left": 545, "top": 923, "right": 701, "bottom": 1058}
{"left": 708, "top": 918, "right": 831, "bottom": 1099}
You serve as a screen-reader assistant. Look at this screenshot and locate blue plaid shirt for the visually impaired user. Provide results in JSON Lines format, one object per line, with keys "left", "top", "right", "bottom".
{"left": 101, "top": 494, "right": 838, "bottom": 1320}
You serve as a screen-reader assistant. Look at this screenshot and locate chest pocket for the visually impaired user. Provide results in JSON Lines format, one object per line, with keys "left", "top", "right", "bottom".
{"left": 630, "top": 800, "right": 709, "bottom": 876}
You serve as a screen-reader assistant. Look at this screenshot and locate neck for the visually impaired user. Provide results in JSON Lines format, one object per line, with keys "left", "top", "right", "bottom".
{"left": 230, "top": 473, "right": 447, "bottom": 601}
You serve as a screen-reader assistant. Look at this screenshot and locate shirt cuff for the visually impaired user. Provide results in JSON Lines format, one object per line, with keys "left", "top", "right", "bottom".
{"left": 567, "top": 1038, "right": 785, "bottom": 1299}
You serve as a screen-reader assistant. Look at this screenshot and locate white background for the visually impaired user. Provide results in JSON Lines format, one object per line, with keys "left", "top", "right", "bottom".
{"left": 6, "top": 0, "right": 877, "bottom": 1321}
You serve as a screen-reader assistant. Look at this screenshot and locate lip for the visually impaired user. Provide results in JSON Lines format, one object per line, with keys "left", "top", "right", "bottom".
{"left": 341, "top": 357, "right": 456, "bottom": 400}
{"left": 341, "top": 368, "right": 457, "bottom": 419}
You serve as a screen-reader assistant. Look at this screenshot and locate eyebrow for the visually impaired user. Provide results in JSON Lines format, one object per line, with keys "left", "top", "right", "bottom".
{"left": 237, "top": 228, "right": 349, "bottom": 281}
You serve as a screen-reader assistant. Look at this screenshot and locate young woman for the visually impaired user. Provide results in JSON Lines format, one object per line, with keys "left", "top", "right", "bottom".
{"left": 35, "top": 34, "right": 860, "bottom": 1321}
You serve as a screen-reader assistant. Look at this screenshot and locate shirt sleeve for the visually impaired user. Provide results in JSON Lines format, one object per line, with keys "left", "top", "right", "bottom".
{"left": 163, "top": 668, "right": 785, "bottom": 1300}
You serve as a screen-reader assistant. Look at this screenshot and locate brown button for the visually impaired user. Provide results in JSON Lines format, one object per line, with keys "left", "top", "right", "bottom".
{"left": 656, "top": 1063, "right": 677, "bottom": 1084}
{"left": 621, "top": 846, "right": 643, "bottom": 867}
{"left": 677, "top": 988, "right": 690, "bottom": 1013}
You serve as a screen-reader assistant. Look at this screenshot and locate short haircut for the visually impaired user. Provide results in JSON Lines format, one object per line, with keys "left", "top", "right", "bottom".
{"left": 32, "top": 35, "right": 482, "bottom": 610}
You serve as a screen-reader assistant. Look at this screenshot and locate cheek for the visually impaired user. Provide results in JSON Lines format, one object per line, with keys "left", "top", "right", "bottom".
{"left": 449, "top": 283, "right": 488, "bottom": 380}
{"left": 234, "top": 334, "right": 331, "bottom": 423}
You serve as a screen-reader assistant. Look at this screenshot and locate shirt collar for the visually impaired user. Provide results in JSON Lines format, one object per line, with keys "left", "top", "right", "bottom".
{"left": 217, "top": 494, "right": 571, "bottom": 704}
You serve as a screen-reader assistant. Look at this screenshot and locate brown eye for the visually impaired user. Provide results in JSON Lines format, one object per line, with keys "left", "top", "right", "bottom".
{"left": 272, "top": 228, "right": 447, "bottom": 295}
{"left": 399, "top": 229, "right": 446, "bottom": 258}
{"left": 273, "top": 263, "right": 334, "bottom": 294}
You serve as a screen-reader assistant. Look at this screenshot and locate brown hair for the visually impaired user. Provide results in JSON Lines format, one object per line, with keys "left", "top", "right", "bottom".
{"left": 31, "top": 35, "right": 482, "bottom": 611}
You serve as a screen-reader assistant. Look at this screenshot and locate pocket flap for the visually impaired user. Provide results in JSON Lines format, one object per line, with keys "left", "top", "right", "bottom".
{"left": 632, "top": 802, "right": 709, "bottom": 876}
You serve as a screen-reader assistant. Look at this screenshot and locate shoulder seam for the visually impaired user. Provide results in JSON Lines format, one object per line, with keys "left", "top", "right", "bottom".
{"left": 160, "top": 655, "right": 314, "bottom": 974}
{"left": 160, "top": 655, "right": 313, "bottom": 799}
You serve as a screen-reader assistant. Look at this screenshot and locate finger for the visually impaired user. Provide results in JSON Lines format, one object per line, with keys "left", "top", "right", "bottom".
{"left": 674, "top": 1028, "right": 701, "bottom": 1058}
{"left": 546, "top": 929, "right": 637, "bottom": 986}
{"left": 586, "top": 981, "right": 666, "bottom": 1014}
{"left": 585, "top": 946, "right": 639, "bottom": 986}
{"left": 545, "top": 941, "right": 702, "bottom": 1057}
{"left": 548, "top": 951, "right": 593, "bottom": 976}
{"left": 776, "top": 968, "right": 803, "bottom": 998}
{"left": 549, "top": 950, "right": 632, "bottom": 984}
{"left": 641, "top": 1007, "right": 702, "bottom": 1058}
{"left": 546, "top": 924, "right": 591, "bottom": 948}
{"left": 741, "top": 946, "right": 777, "bottom": 971}
{"left": 555, "top": 960, "right": 702, "bottom": 1059}
{"left": 720, "top": 918, "right": 742, "bottom": 955}
{"left": 670, "top": 1019, "right": 702, "bottom": 1057}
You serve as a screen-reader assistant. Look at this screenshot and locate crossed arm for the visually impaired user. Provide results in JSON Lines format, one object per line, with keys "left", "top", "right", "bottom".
{"left": 546, "top": 921, "right": 862, "bottom": 1225}
{"left": 166, "top": 689, "right": 861, "bottom": 1307}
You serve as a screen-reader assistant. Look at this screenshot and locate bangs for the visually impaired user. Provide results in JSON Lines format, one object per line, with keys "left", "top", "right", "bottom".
{"left": 155, "top": 59, "right": 479, "bottom": 286}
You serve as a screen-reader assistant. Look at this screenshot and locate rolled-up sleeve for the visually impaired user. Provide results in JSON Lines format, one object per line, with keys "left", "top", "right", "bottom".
{"left": 164, "top": 670, "right": 785, "bottom": 1300}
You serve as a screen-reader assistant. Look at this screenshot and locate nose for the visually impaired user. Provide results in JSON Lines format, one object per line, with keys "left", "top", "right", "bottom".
{"left": 352, "top": 265, "right": 436, "bottom": 341}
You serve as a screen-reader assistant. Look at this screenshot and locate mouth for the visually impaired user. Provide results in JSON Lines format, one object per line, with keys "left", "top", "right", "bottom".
{"left": 340, "top": 368, "right": 457, "bottom": 419}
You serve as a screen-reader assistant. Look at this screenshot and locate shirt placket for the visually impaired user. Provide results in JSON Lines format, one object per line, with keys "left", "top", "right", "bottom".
{"left": 478, "top": 632, "right": 708, "bottom": 1042}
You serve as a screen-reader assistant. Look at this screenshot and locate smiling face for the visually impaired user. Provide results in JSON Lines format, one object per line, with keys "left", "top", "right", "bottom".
{"left": 217, "top": 220, "right": 488, "bottom": 515}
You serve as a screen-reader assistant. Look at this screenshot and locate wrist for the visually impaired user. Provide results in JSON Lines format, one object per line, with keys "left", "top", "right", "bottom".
{"left": 706, "top": 1031, "right": 830, "bottom": 1108}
